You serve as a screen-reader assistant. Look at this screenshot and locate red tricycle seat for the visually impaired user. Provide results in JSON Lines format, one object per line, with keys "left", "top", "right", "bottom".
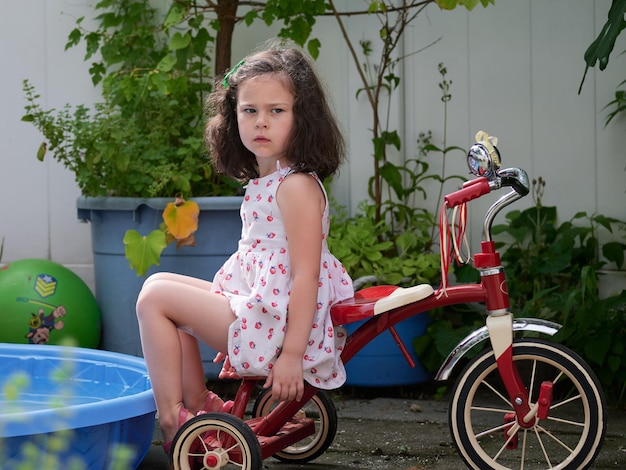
{"left": 330, "top": 284, "right": 434, "bottom": 326}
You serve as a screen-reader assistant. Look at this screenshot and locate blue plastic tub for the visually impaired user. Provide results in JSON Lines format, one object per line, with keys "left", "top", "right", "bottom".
{"left": 0, "top": 344, "right": 156, "bottom": 469}
{"left": 344, "top": 313, "right": 433, "bottom": 387}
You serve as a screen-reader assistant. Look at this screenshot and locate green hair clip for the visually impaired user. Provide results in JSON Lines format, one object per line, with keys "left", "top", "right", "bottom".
{"left": 222, "top": 59, "right": 245, "bottom": 88}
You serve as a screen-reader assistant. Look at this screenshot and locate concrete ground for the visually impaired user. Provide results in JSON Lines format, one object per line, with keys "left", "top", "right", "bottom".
{"left": 137, "top": 383, "right": 626, "bottom": 469}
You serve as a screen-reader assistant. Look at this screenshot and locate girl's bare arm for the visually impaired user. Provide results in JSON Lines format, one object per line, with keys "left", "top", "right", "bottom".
{"left": 266, "top": 173, "right": 325, "bottom": 401}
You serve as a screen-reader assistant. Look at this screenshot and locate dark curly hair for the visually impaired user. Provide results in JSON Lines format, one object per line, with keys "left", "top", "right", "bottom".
{"left": 205, "top": 43, "right": 345, "bottom": 181}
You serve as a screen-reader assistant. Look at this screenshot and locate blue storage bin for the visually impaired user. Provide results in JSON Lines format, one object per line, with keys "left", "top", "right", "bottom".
{"left": 77, "top": 196, "right": 243, "bottom": 378}
{"left": 0, "top": 343, "right": 156, "bottom": 469}
{"left": 343, "top": 313, "right": 433, "bottom": 386}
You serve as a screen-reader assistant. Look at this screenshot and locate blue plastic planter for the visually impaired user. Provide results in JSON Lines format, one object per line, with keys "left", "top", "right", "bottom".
{"left": 343, "top": 313, "right": 433, "bottom": 386}
{"left": 0, "top": 343, "right": 156, "bottom": 469}
{"left": 77, "top": 196, "right": 243, "bottom": 377}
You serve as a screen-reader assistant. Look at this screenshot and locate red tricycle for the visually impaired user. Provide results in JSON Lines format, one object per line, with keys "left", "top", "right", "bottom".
{"left": 168, "top": 132, "right": 606, "bottom": 470}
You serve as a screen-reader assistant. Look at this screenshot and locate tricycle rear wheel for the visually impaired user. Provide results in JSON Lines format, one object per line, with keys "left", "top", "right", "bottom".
{"left": 252, "top": 388, "right": 337, "bottom": 463}
{"left": 170, "top": 412, "right": 262, "bottom": 470}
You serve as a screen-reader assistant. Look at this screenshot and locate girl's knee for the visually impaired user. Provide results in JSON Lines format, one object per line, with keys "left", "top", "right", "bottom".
{"left": 141, "top": 272, "right": 167, "bottom": 289}
{"left": 136, "top": 279, "right": 164, "bottom": 319}
{"left": 135, "top": 290, "right": 148, "bottom": 320}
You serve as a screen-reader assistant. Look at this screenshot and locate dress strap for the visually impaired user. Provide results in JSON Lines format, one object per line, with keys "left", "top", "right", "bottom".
{"left": 276, "top": 161, "right": 292, "bottom": 177}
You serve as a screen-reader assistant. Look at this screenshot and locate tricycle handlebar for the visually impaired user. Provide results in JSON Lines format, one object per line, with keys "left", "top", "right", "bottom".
{"left": 444, "top": 177, "right": 492, "bottom": 208}
{"left": 497, "top": 167, "right": 530, "bottom": 197}
{"left": 442, "top": 132, "right": 532, "bottom": 242}
{"left": 444, "top": 166, "right": 530, "bottom": 209}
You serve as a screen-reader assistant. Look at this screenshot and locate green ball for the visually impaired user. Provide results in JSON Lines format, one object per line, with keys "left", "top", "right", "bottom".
{"left": 0, "top": 259, "right": 101, "bottom": 348}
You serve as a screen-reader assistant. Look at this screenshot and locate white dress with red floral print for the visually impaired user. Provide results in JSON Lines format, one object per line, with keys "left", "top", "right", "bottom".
{"left": 212, "top": 166, "right": 354, "bottom": 389}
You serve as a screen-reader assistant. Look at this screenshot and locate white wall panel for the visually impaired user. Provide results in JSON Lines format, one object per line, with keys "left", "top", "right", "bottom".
{"left": 43, "top": 1, "right": 97, "bottom": 267}
{"left": 530, "top": 0, "right": 597, "bottom": 214}
{"left": 1, "top": 0, "right": 51, "bottom": 261}
{"left": 1, "top": 0, "right": 102, "bottom": 284}
{"left": 406, "top": 5, "right": 471, "bottom": 211}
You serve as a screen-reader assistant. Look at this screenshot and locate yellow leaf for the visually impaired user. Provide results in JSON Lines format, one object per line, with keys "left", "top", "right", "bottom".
{"left": 162, "top": 198, "right": 199, "bottom": 240}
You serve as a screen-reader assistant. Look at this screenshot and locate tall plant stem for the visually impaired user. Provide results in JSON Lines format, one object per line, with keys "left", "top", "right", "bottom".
{"left": 430, "top": 71, "right": 449, "bottom": 244}
{"left": 328, "top": 0, "right": 426, "bottom": 223}
{"left": 328, "top": 0, "right": 383, "bottom": 219}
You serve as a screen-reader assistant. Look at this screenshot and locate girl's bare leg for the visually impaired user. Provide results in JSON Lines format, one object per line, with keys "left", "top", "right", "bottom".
{"left": 178, "top": 330, "right": 223, "bottom": 414}
{"left": 136, "top": 273, "right": 235, "bottom": 443}
{"left": 144, "top": 272, "right": 223, "bottom": 412}
{"left": 142, "top": 271, "right": 215, "bottom": 291}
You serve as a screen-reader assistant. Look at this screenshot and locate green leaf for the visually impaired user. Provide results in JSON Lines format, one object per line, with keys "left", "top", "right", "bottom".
{"left": 442, "top": 145, "right": 466, "bottom": 154}
{"left": 65, "top": 28, "right": 82, "bottom": 50}
{"left": 280, "top": 15, "right": 313, "bottom": 46}
{"left": 382, "top": 130, "right": 401, "bottom": 150}
{"left": 372, "top": 136, "right": 386, "bottom": 161}
{"left": 607, "top": 355, "right": 621, "bottom": 373}
{"left": 87, "top": 62, "right": 106, "bottom": 86}
{"left": 364, "top": 248, "right": 383, "bottom": 262}
{"left": 379, "top": 162, "right": 404, "bottom": 199}
{"left": 192, "top": 27, "right": 211, "bottom": 56}
{"left": 37, "top": 142, "right": 47, "bottom": 161}
{"left": 434, "top": 324, "right": 476, "bottom": 358}
{"left": 381, "top": 271, "right": 403, "bottom": 285}
{"left": 163, "top": 2, "right": 187, "bottom": 29}
{"left": 603, "top": 241, "right": 626, "bottom": 269}
{"left": 243, "top": 10, "right": 258, "bottom": 26}
{"left": 579, "top": 0, "right": 626, "bottom": 92}
{"left": 170, "top": 32, "right": 191, "bottom": 51}
{"left": 584, "top": 334, "right": 612, "bottom": 366}
{"left": 384, "top": 73, "right": 400, "bottom": 90}
{"left": 421, "top": 143, "right": 442, "bottom": 153}
{"left": 123, "top": 229, "right": 168, "bottom": 276}
{"left": 593, "top": 213, "right": 619, "bottom": 232}
{"left": 437, "top": 0, "right": 491, "bottom": 10}
{"left": 156, "top": 54, "right": 177, "bottom": 73}
{"left": 307, "top": 38, "right": 321, "bottom": 59}
{"left": 368, "top": 1, "right": 386, "bottom": 14}
{"left": 150, "top": 72, "right": 169, "bottom": 94}
{"left": 84, "top": 32, "right": 101, "bottom": 61}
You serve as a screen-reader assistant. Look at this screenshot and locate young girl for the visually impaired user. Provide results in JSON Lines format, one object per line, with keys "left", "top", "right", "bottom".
{"left": 135, "top": 43, "right": 354, "bottom": 452}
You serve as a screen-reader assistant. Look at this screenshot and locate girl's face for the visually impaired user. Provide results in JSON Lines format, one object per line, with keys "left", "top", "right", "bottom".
{"left": 236, "top": 73, "right": 295, "bottom": 173}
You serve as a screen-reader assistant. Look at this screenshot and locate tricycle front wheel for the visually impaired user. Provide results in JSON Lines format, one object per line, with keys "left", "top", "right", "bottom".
{"left": 449, "top": 338, "right": 606, "bottom": 470}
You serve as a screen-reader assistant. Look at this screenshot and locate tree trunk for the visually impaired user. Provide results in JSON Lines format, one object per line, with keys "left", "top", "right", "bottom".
{"left": 214, "top": 0, "right": 238, "bottom": 77}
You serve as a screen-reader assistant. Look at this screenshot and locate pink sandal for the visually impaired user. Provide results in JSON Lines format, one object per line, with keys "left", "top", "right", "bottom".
{"left": 162, "top": 392, "right": 233, "bottom": 455}
{"left": 162, "top": 408, "right": 209, "bottom": 469}
{"left": 203, "top": 390, "right": 234, "bottom": 414}
{"left": 162, "top": 407, "right": 193, "bottom": 455}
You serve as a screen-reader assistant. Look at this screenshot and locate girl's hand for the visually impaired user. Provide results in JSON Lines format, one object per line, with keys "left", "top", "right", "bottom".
{"left": 263, "top": 352, "right": 305, "bottom": 402}
{"left": 213, "top": 352, "right": 240, "bottom": 379}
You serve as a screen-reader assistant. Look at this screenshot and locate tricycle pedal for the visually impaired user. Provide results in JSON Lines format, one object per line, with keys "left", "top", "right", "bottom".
{"left": 537, "top": 380, "right": 553, "bottom": 420}
{"left": 248, "top": 415, "right": 316, "bottom": 459}
{"left": 504, "top": 412, "right": 518, "bottom": 450}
